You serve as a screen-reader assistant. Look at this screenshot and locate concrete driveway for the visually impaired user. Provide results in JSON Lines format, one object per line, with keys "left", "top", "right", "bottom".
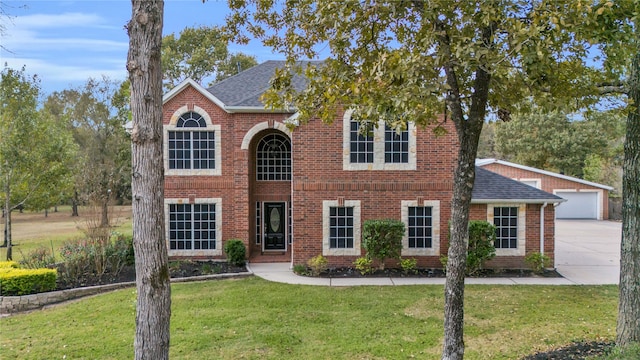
{"left": 555, "top": 220, "right": 621, "bottom": 285}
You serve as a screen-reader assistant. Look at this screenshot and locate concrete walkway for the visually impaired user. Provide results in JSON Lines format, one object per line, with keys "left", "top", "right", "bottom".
{"left": 248, "top": 220, "right": 622, "bottom": 286}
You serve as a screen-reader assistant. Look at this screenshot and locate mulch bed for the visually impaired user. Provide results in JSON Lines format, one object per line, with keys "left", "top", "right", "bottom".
{"left": 315, "top": 267, "right": 561, "bottom": 278}
{"left": 54, "top": 261, "right": 247, "bottom": 290}
{"left": 520, "top": 341, "right": 614, "bottom": 359}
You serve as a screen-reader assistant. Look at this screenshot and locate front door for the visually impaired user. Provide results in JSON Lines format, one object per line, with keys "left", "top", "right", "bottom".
{"left": 264, "top": 202, "right": 286, "bottom": 251}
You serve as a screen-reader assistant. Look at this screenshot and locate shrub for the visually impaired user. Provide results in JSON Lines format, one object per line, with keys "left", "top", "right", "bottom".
{"left": 58, "top": 233, "right": 134, "bottom": 281}
{"left": 353, "top": 257, "right": 374, "bottom": 275}
{"left": 0, "top": 268, "right": 57, "bottom": 296}
{"left": 400, "top": 258, "right": 418, "bottom": 275}
{"left": 307, "top": 255, "right": 328, "bottom": 276}
{"left": 18, "top": 246, "right": 56, "bottom": 269}
{"left": 524, "top": 252, "right": 552, "bottom": 273}
{"left": 362, "top": 219, "right": 405, "bottom": 270}
{"left": 0, "top": 261, "right": 19, "bottom": 269}
{"left": 223, "top": 239, "right": 246, "bottom": 266}
{"left": 292, "top": 264, "right": 309, "bottom": 276}
{"left": 466, "top": 220, "right": 497, "bottom": 275}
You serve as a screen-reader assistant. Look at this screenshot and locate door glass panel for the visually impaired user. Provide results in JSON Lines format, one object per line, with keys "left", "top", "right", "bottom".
{"left": 270, "top": 207, "right": 280, "bottom": 232}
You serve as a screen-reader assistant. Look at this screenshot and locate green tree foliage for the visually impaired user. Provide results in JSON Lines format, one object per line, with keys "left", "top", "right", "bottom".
{"left": 495, "top": 110, "right": 609, "bottom": 178}
{"left": 224, "top": 2, "right": 613, "bottom": 358}
{"left": 0, "top": 67, "right": 77, "bottom": 260}
{"left": 43, "top": 78, "right": 131, "bottom": 224}
{"left": 161, "top": 25, "right": 257, "bottom": 91}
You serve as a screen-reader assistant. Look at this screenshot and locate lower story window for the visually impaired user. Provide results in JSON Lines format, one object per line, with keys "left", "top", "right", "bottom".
{"left": 329, "top": 207, "right": 354, "bottom": 249}
{"left": 166, "top": 198, "right": 221, "bottom": 255}
{"left": 408, "top": 206, "right": 432, "bottom": 248}
{"left": 493, "top": 206, "right": 518, "bottom": 249}
{"left": 323, "top": 200, "right": 361, "bottom": 256}
{"left": 402, "top": 200, "right": 440, "bottom": 256}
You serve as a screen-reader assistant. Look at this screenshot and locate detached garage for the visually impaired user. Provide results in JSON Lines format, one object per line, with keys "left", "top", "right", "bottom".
{"left": 477, "top": 159, "right": 614, "bottom": 220}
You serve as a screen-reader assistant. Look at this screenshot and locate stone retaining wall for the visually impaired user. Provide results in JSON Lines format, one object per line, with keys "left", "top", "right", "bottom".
{"left": 1, "top": 272, "right": 252, "bottom": 315}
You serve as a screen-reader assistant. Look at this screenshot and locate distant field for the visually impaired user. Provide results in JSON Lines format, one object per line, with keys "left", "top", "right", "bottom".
{"left": 0, "top": 206, "right": 132, "bottom": 261}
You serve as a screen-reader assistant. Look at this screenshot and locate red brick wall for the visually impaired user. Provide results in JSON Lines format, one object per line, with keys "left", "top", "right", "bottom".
{"left": 481, "top": 163, "right": 609, "bottom": 219}
{"left": 163, "top": 85, "right": 556, "bottom": 270}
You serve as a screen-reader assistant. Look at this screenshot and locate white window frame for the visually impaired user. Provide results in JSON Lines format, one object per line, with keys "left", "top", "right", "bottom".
{"left": 164, "top": 105, "right": 221, "bottom": 176}
{"left": 165, "top": 197, "right": 222, "bottom": 257}
{"left": 487, "top": 204, "right": 526, "bottom": 256}
{"left": 401, "top": 200, "right": 440, "bottom": 256}
{"left": 342, "top": 109, "right": 417, "bottom": 171}
{"left": 517, "top": 178, "right": 542, "bottom": 189}
{"left": 322, "top": 200, "right": 362, "bottom": 256}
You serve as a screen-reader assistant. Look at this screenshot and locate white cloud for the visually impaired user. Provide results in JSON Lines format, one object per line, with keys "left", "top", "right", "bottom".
{"left": 14, "top": 12, "right": 108, "bottom": 29}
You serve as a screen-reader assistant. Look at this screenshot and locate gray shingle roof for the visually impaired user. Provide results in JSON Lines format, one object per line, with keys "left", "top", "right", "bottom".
{"left": 472, "top": 167, "right": 564, "bottom": 203}
{"left": 207, "top": 60, "right": 323, "bottom": 108}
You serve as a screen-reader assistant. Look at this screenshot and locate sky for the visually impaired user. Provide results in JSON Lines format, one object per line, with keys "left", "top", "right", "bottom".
{"left": 0, "top": 0, "right": 284, "bottom": 96}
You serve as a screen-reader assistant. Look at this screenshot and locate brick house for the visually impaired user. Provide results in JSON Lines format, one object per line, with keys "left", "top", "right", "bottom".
{"left": 162, "top": 61, "right": 564, "bottom": 269}
{"left": 477, "top": 159, "right": 613, "bottom": 220}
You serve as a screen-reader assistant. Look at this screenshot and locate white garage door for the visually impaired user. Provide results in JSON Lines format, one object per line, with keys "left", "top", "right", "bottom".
{"left": 555, "top": 191, "right": 598, "bottom": 219}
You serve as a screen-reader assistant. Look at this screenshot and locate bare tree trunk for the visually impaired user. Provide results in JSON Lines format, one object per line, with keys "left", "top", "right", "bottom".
{"left": 4, "top": 182, "right": 12, "bottom": 260}
{"left": 617, "top": 47, "right": 640, "bottom": 348}
{"left": 101, "top": 199, "right": 109, "bottom": 227}
{"left": 71, "top": 189, "right": 79, "bottom": 217}
{"left": 128, "top": 1, "right": 170, "bottom": 359}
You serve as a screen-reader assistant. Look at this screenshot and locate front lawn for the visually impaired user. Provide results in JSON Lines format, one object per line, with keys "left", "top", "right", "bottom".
{"left": 0, "top": 278, "right": 617, "bottom": 359}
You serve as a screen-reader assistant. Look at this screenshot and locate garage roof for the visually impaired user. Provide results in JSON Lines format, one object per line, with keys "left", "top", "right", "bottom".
{"left": 476, "top": 158, "right": 614, "bottom": 191}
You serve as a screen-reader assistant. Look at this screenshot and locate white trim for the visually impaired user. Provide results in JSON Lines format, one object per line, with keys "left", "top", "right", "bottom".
{"left": 476, "top": 158, "right": 614, "bottom": 190}
{"left": 401, "top": 200, "right": 440, "bottom": 256}
{"left": 163, "top": 105, "right": 221, "bottom": 176}
{"left": 322, "top": 200, "right": 362, "bottom": 256}
{"left": 517, "top": 178, "right": 542, "bottom": 189}
{"left": 165, "top": 198, "right": 223, "bottom": 257}
{"left": 241, "top": 121, "right": 293, "bottom": 150}
{"left": 487, "top": 203, "right": 526, "bottom": 256}
{"left": 163, "top": 78, "right": 227, "bottom": 110}
{"left": 342, "top": 109, "right": 417, "bottom": 171}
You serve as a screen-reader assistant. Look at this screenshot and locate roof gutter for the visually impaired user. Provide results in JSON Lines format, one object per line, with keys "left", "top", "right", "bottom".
{"left": 224, "top": 106, "right": 294, "bottom": 114}
{"left": 470, "top": 199, "right": 566, "bottom": 204}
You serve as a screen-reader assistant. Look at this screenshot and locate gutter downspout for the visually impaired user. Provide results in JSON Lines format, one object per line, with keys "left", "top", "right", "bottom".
{"left": 290, "top": 131, "right": 295, "bottom": 270}
{"left": 540, "top": 202, "right": 548, "bottom": 257}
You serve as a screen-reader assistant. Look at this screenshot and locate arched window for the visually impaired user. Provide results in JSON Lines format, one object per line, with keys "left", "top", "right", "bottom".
{"left": 168, "top": 112, "right": 215, "bottom": 170}
{"left": 256, "top": 133, "right": 291, "bottom": 181}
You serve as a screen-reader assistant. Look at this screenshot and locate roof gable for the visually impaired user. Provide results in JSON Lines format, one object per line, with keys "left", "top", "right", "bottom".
{"left": 162, "top": 78, "right": 226, "bottom": 109}
{"left": 476, "top": 158, "right": 614, "bottom": 191}
{"left": 472, "top": 167, "right": 565, "bottom": 204}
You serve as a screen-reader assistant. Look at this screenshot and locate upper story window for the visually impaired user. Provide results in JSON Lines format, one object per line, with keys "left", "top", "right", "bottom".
{"left": 349, "top": 121, "right": 374, "bottom": 163}
{"left": 256, "top": 133, "right": 291, "bottom": 181}
{"left": 164, "top": 106, "right": 221, "bottom": 176}
{"left": 385, "top": 124, "right": 409, "bottom": 163}
{"left": 342, "top": 110, "right": 416, "bottom": 171}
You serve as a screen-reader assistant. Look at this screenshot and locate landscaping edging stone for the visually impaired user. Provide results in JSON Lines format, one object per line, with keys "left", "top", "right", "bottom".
{"left": 0, "top": 272, "right": 253, "bottom": 316}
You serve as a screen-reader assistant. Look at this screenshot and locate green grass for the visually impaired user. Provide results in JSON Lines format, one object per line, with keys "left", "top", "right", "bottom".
{"left": 0, "top": 278, "right": 618, "bottom": 359}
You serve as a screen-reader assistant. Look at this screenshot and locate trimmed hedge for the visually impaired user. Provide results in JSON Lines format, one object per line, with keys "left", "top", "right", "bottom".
{"left": 0, "top": 268, "right": 58, "bottom": 296}
{"left": 0, "top": 261, "right": 19, "bottom": 269}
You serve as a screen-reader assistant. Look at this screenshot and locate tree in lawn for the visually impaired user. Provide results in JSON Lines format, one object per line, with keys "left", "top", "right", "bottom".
{"left": 224, "top": 1, "right": 606, "bottom": 358}
{"left": 161, "top": 25, "right": 257, "bottom": 91}
{"left": 127, "top": 1, "right": 170, "bottom": 359}
{"left": 0, "top": 67, "right": 77, "bottom": 259}
{"left": 570, "top": 1, "right": 640, "bottom": 348}
{"left": 43, "top": 78, "right": 132, "bottom": 224}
